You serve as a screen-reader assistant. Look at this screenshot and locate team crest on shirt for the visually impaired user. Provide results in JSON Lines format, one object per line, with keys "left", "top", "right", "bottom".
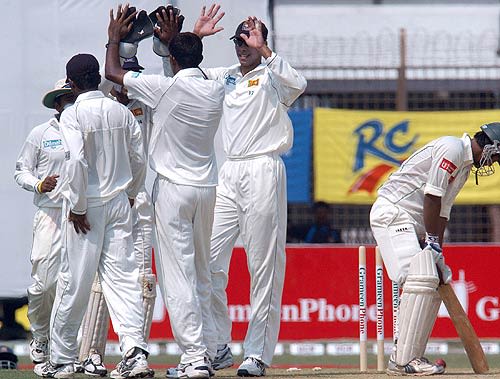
{"left": 131, "top": 108, "right": 143, "bottom": 116}
{"left": 439, "top": 158, "right": 457, "bottom": 174}
{"left": 225, "top": 75, "right": 236, "bottom": 86}
{"left": 248, "top": 79, "right": 259, "bottom": 87}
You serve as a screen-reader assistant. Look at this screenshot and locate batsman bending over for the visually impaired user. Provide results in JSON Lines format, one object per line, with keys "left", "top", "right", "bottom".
{"left": 370, "top": 123, "right": 500, "bottom": 376}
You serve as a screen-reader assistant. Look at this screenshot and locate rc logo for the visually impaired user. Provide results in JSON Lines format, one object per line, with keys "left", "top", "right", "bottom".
{"left": 349, "top": 119, "right": 418, "bottom": 194}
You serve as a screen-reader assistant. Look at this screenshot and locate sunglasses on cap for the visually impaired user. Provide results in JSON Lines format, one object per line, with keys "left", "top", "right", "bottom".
{"left": 232, "top": 37, "right": 248, "bottom": 47}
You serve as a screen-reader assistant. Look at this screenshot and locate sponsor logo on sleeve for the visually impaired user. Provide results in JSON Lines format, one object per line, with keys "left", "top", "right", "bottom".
{"left": 439, "top": 158, "right": 457, "bottom": 174}
{"left": 248, "top": 78, "right": 259, "bottom": 87}
{"left": 131, "top": 72, "right": 141, "bottom": 78}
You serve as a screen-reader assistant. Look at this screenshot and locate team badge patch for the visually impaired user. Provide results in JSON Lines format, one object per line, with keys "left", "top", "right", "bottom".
{"left": 131, "top": 108, "right": 143, "bottom": 116}
{"left": 225, "top": 75, "right": 236, "bottom": 86}
{"left": 439, "top": 158, "right": 457, "bottom": 174}
{"left": 248, "top": 78, "right": 259, "bottom": 87}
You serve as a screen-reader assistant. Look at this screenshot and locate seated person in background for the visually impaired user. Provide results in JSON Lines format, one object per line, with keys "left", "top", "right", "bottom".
{"left": 303, "top": 201, "right": 342, "bottom": 243}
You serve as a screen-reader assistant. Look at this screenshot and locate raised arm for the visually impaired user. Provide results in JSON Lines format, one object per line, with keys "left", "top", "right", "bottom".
{"left": 105, "top": 4, "right": 136, "bottom": 85}
{"left": 239, "top": 17, "right": 271, "bottom": 58}
{"left": 193, "top": 4, "right": 225, "bottom": 38}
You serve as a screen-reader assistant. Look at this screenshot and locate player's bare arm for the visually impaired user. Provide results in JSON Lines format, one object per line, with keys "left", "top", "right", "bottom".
{"left": 193, "top": 4, "right": 225, "bottom": 38}
{"left": 38, "top": 174, "right": 59, "bottom": 193}
{"left": 68, "top": 211, "right": 91, "bottom": 234}
{"left": 105, "top": 3, "right": 136, "bottom": 85}
{"left": 423, "top": 193, "right": 447, "bottom": 244}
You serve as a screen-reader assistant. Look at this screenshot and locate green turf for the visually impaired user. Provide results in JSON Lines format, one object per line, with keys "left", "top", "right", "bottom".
{"left": 3, "top": 352, "right": 500, "bottom": 379}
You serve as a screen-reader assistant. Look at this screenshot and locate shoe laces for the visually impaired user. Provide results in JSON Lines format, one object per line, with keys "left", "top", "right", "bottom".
{"left": 412, "top": 357, "right": 431, "bottom": 366}
{"left": 246, "top": 357, "right": 265, "bottom": 369}
{"left": 88, "top": 353, "right": 103, "bottom": 365}
{"left": 33, "top": 339, "right": 48, "bottom": 350}
{"left": 44, "top": 361, "right": 63, "bottom": 371}
{"left": 418, "top": 357, "right": 432, "bottom": 364}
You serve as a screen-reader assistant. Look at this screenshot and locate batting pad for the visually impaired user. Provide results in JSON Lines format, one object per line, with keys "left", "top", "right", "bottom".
{"left": 78, "top": 276, "right": 110, "bottom": 362}
{"left": 142, "top": 273, "right": 156, "bottom": 340}
{"left": 414, "top": 291, "right": 441, "bottom": 358}
{"left": 396, "top": 248, "right": 440, "bottom": 366}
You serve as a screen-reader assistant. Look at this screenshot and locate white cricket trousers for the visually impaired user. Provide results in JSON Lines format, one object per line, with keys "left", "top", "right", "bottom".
{"left": 28, "top": 207, "right": 62, "bottom": 341}
{"left": 210, "top": 154, "right": 287, "bottom": 367}
{"left": 370, "top": 197, "right": 425, "bottom": 284}
{"left": 152, "top": 176, "right": 217, "bottom": 364}
{"left": 132, "top": 189, "right": 154, "bottom": 275}
{"left": 50, "top": 192, "right": 147, "bottom": 364}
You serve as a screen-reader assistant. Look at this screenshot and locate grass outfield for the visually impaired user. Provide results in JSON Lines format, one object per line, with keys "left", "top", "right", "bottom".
{"left": 3, "top": 353, "right": 500, "bottom": 378}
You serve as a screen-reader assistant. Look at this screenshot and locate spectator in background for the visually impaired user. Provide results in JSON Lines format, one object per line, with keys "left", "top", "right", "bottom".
{"left": 303, "top": 201, "right": 342, "bottom": 243}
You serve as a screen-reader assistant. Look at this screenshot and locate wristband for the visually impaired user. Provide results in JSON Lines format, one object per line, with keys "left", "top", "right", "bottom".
{"left": 105, "top": 40, "right": 120, "bottom": 48}
{"left": 37, "top": 181, "right": 44, "bottom": 193}
{"left": 425, "top": 232, "right": 440, "bottom": 244}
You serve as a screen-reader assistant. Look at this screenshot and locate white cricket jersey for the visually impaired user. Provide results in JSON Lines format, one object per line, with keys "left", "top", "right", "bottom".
{"left": 203, "top": 52, "right": 307, "bottom": 158}
{"left": 377, "top": 134, "right": 474, "bottom": 221}
{"left": 15, "top": 118, "right": 65, "bottom": 208}
{"left": 123, "top": 68, "right": 224, "bottom": 186}
{"left": 127, "top": 99, "right": 152, "bottom": 157}
{"left": 60, "top": 91, "right": 146, "bottom": 214}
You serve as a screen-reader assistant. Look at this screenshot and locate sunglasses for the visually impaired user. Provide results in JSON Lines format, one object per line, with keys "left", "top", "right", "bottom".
{"left": 232, "top": 38, "right": 248, "bottom": 47}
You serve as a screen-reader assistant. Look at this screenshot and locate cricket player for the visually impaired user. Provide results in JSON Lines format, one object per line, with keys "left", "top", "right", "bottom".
{"left": 370, "top": 123, "right": 500, "bottom": 375}
{"left": 76, "top": 56, "right": 156, "bottom": 378}
{"left": 192, "top": 8, "right": 307, "bottom": 376}
{"left": 106, "top": 5, "right": 224, "bottom": 379}
{"left": 112, "top": 56, "right": 156, "bottom": 344}
{"left": 14, "top": 80, "right": 74, "bottom": 365}
{"left": 34, "top": 53, "right": 152, "bottom": 379}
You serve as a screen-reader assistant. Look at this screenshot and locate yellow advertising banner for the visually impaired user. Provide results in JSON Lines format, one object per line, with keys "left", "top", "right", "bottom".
{"left": 314, "top": 108, "right": 500, "bottom": 204}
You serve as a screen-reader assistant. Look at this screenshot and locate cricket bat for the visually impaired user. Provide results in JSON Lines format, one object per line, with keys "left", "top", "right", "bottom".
{"left": 438, "top": 283, "right": 489, "bottom": 374}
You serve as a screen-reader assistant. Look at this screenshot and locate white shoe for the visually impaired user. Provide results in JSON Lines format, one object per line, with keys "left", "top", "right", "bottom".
{"left": 73, "top": 361, "right": 84, "bottom": 373}
{"left": 81, "top": 349, "right": 107, "bottom": 377}
{"left": 109, "top": 347, "right": 154, "bottom": 379}
{"left": 166, "top": 356, "right": 212, "bottom": 378}
{"left": 387, "top": 356, "right": 445, "bottom": 376}
{"left": 213, "top": 344, "right": 234, "bottom": 370}
{"left": 30, "top": 338, "right": 49, "bottom": 364}
{"left": 237, "top": 357, "right": 266, "bottom": 377}
{"left": 34, "top": 361, "right": 74, "bottom": 378}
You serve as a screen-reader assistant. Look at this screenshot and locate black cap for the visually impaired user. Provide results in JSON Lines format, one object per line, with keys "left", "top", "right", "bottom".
{"left": 66, "top": 54, "right": 99, "bottom": 80}
{"left": 122, "top": 56, "right": 144, "bottom": 72}
{"left": 230, "top": 20, "right": 268, "bottom": 42}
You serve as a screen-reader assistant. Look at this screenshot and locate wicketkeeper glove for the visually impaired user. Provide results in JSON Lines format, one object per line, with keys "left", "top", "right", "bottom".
{"left": 119, "top": 9, "right": 154, "bottom": 59}
{"left": 149, "top": 5, "right": 185, "bottom": 57}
